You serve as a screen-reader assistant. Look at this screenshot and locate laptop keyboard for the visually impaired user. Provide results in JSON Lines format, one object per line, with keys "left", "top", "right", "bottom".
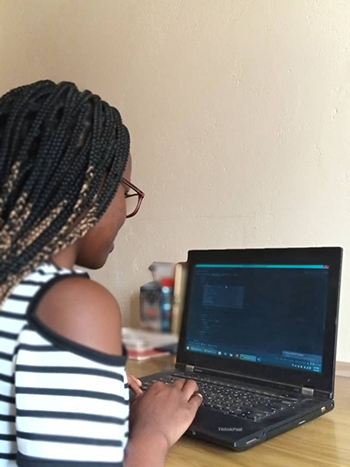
{"left": 142, "top": 372, "right": 301, "bottom": 422}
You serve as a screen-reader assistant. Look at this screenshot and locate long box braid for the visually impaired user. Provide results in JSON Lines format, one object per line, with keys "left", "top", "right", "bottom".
{"left": 0, "top": 80, "right": 129, "bottom": 305}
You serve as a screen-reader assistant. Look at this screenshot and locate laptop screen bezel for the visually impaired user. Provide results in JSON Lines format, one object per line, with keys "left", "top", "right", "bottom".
{"left": 177, "top": 247, "right": 342, "bottom": 395}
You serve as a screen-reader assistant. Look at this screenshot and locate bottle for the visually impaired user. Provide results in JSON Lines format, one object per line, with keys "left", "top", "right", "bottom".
{"left": 140, "top": 262, "right": 175, "bottom": 332}
{"left": 140, "top": 281, "right": 162, "bottom": 331}
{"left": 160, "top": 277, "right": 174, "bottom": 332}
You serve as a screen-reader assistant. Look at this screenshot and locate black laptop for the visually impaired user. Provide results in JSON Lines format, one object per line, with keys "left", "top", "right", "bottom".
{"left": 141, "top": 247, "right": 342, "bottom": 451}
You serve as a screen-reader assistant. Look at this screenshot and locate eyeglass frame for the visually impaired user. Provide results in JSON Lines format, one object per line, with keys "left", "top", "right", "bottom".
{"left": 122, "top": 178, "right": 145, "bottom": 218}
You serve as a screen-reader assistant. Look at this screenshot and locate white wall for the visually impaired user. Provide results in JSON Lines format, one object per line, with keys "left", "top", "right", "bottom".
{"left": 1, "top": 0, "right": 350, "bottom": 361}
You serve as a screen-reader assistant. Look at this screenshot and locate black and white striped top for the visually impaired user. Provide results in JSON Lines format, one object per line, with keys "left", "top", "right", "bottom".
{"left": 0, "top": 263, "right": 129, "bottom": 466}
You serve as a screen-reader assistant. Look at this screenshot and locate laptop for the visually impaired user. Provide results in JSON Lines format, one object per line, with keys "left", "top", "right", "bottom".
{"left": 140, "top": 247, "right": 342, "bottom": 451}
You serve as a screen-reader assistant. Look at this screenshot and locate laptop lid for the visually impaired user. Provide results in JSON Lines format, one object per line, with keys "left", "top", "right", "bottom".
{"left": 177, "top": 247, "right": 342, "bottom": 397}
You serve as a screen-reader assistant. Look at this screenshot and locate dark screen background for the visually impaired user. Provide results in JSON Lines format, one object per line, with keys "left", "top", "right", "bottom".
{"left": 185, "top": 265, "right": 329, "bottom": 372}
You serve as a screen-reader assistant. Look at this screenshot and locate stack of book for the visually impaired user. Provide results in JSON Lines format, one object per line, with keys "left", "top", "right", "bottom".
{"left": 122, "top": 327, "right": 179, "bottom": 360}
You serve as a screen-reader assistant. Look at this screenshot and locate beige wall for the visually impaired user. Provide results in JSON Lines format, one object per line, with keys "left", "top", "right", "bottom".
{"left": 1, "top": 0, "right": 350, "bottom": 361}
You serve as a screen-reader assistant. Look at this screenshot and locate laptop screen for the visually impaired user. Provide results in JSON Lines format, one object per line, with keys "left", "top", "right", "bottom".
{"left": 185, "top": 264, "right": 329, "bottom": 373}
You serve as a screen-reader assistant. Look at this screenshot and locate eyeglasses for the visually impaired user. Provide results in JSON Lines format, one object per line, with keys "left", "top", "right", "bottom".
{"left": 122, "top": 178, "right": 145, "bottom": 218}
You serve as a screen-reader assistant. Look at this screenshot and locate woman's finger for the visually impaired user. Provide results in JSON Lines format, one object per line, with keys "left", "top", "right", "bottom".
{"left": 127, "top": 373, "right": 143, "bottom": 395}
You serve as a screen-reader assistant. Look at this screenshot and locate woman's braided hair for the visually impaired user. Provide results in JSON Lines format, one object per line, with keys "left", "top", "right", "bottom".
{"left": 0, "top": 80, "right": 130, "bottom": 305}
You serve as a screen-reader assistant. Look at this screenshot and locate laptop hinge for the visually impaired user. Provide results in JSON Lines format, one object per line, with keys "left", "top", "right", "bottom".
{"left": 302, "top": 386, "right": 314, "bottom": 397}
{"left": 185, "top": 364, "right": 195, "bottom": 372}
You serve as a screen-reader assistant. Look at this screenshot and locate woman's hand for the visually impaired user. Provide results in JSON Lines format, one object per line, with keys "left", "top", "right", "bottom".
{"left": 129, "top": 379, "right": 202, "bottom": 450}
{"left": 127, "top": 372, "right": 143, "bottom": 396}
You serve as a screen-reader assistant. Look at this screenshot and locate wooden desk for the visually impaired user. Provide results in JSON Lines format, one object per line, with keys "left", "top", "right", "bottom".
{"left": 127, "top": 356, "right": 350, "bottom": 467}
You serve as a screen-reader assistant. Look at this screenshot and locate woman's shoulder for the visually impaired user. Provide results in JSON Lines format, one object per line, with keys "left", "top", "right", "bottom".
{"left": 37, "top": 272, "right": 120, "bottom": 311}
{"left": 33, "top": 271, "right": 123, "bottom": 356}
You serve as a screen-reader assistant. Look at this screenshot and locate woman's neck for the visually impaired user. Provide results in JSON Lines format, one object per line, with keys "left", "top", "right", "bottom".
{"left": 51, "top": 243, "right": 78, "bottom": 269}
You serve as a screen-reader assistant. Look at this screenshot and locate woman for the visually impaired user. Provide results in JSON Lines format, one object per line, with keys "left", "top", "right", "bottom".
{"left": 0, "top": 81, "right": 202, "bottom": 466}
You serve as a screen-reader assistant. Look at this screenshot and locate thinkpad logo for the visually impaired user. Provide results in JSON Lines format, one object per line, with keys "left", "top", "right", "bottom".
{"left": 218, "top": 427, "right": 243, "bottom": 432}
